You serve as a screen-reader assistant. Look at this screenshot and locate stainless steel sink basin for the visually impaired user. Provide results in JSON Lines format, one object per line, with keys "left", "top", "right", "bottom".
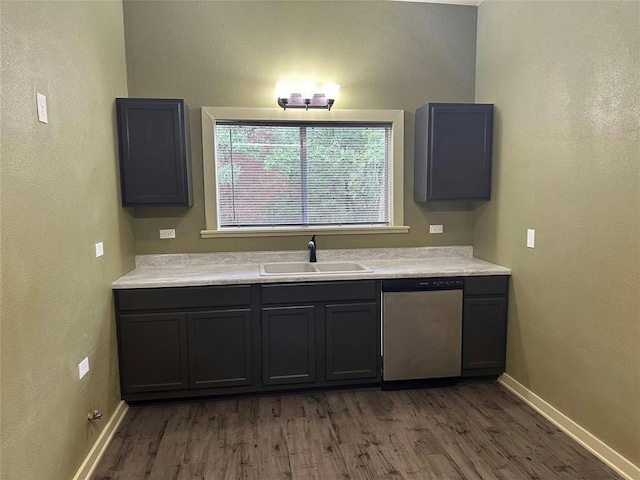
{"left": 260, "top": 261, "right": 371, "bottom": 276}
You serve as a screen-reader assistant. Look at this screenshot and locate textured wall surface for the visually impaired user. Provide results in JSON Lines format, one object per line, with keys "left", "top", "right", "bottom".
{"left": 0, "top": 2, "right": 135, "bottom": 478}
{"left": 122, "top": 1, "right": 478, "bottom": 253}
{"left": 474, "top": 1, "right": 639, "bottom": 465}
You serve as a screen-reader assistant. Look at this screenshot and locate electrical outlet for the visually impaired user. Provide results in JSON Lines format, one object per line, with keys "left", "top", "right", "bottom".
{"left": 78, "top": 357, "right": 89, "bottom": 380}
{"left": 36, "top": 92, "right": 48, "bottom": 123}
{"left": 527, "top": 229, "right": 535, "bottom": 248}
{"left": 95, "top": 242, "right": 104, "bottom": 257}
{"left": 159, "top": 229, "right": 176, "bottom": 239}
{"left": 429, "top": 224, "right": 444, "bottom": 234}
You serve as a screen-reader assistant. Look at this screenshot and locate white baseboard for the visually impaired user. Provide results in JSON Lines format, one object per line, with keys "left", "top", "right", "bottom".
{"left": 499, "top": 374, "right": 640, "bottom": 480}
{"left": 71, "top": 400, "right": 129, "bottom": 480}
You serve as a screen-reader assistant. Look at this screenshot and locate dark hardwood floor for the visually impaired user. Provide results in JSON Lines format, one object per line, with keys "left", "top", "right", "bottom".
{"left": 92, "top": 381, "right": 622, "bottom": 480}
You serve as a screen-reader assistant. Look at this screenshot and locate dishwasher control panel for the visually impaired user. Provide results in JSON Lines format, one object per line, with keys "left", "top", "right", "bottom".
{"left": 382, "top": 277, "right": 463, "bottom": 292}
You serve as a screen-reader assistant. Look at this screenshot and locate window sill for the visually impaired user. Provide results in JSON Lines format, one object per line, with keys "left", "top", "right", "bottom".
{"left": 200, "top": 225, "right": 410, "bottom": 238}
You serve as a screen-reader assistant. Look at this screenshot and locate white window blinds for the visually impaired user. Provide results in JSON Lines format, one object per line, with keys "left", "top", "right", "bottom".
{"left": 215, "top": 122, "right": 391, "bottom": 228}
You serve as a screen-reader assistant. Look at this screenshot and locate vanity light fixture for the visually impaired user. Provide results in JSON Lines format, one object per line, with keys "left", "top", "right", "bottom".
{"left": 276, "top": 82, "right": 340, "bottom": 111}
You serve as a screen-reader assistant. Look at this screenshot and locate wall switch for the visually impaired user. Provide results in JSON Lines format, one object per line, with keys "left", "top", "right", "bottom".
{"left": 527, "top": 229, "right": 535, "bottom": 248}
{"left": 159, "top": 229, "right": 176, "bottom": 239}
{"left": 78, "top": 357, "right": 89, "bottom": 380}
{"left": 429, "top": 224, "right": 444, "bottom": 234}
{"left": 36, "top": 92, "right": 48, "bottom": 123}
{"left": 95, "top": 242, "right": 104, "bottom": 257}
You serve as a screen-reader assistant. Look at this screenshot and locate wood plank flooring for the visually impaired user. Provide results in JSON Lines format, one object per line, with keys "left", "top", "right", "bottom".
{"left": 92, "top": 381, "right": 622, "bottom": 480}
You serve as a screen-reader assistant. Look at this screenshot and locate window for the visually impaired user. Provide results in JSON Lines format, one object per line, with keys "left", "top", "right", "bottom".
{"left": 201, "top": 108, "right": 407, "bottom": 238}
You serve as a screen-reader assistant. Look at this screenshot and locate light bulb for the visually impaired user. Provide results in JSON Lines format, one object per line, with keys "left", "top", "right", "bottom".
{"left": 323, "top": 83, "right": 341, "bottom": 100}
{"left": 275, "top": 82, "right": 293, "bottom": 99}
{"left": 299, "top": 82, "right": 316, "bottom": 100}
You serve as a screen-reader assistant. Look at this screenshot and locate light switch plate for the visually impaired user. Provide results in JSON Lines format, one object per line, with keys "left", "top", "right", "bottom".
{"left": 78, "top": 357, "right": 89, "bottom": 380}
{"left": 527, "top": 229, "right": 535, "bottom": 248}
{"left": 429, "top": 224, "right": 444, "bottom": 234}
{"left": 159, "top": 229, "right": 176, "bottom": 239}
{"left": 36, "top": 92, "right": 48, "bottom": 123}
{"left": 95, "top": 242, "right": 104, "bottom": 257}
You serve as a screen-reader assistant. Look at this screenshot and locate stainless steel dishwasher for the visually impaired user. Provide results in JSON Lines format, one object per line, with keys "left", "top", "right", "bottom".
{"left": 382, "top": 277, "right": 463, "bottom": 388}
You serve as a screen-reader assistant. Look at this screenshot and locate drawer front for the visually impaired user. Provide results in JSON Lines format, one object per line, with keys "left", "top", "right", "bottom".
{"left": 116, "top": 285, "right": 251, "bottom": 311}
{"left": 261, "top": 281, "right": 377, "bottom": 305}
{"left": 464, "top": 276, "right": 509, "bottom": 296}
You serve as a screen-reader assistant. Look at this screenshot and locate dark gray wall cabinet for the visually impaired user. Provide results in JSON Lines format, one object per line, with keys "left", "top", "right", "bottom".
{"left": 462, "top": 276, "right": 509, "bottom": 377}
{"left": 415, "top": 103, "right": 493, "bottom": 202}
{"left": 116, "top": 98, "right": 193, "bottom": 207}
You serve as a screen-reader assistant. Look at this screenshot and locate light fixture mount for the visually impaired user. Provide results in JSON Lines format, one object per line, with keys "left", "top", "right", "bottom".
{"left": 276, "top": 82, "right": 340, "bottom": 111}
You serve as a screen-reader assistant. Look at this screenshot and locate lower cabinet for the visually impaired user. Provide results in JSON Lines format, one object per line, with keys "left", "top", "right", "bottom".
{"left": 259, "top": 281, "right": 381, "bottom": 388}
{"left": 115, "top": 281, "right": 381, "bottom": 401}
{"left": 261, "top": 306, "right": 316, "bottom": 386}
{"left": 188, "top": 309, "right": 253, "bottom": 389}
{"left": 118, "top": 313, "right": 189, "bottom": 394}
{"left": 115, "top": 277, "right": 509, "bottom": 401}
{"left": 326, "top": 303, "right": 378, "bottom": 381}
{"left": 462, "top": 276, "right": 509, "bottom": 377}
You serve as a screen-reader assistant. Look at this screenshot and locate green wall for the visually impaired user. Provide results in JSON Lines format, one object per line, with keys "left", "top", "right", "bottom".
{"left": 0, "top": 2, "right": 135, "bottom": 478}
{"left": 474, "top": 0, "right": 640, "bottom": 466}
{"left": 122, "top": 0, "right": 478, "bottom": 254}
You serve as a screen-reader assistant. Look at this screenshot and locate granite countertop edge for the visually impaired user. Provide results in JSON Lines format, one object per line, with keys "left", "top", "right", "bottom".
{"left": 112, "top": 247, "right": 511, "bottom": 290}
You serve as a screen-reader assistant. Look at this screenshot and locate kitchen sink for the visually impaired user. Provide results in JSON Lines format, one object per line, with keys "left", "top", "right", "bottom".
{"left": 314, "top": 262, "right": 369, "bottom": 272}
{"left": 260, "top": 261, "right": 372, "bottom": 276}
{"left": 260, "top": 262, "right": 318, "bottom": 275}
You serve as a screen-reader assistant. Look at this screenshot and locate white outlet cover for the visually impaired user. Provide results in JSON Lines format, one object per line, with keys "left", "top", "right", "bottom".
{"left": 527, "top": 229, "right": 535, "bottom": 248}
{"left": 159, "top": 229, "right": 176, "bottom": 239}
{"left": 95, "top": 242, "right": 104, "bottom": 257}
{"left": 36, "top": 92, "right": 48, "bottom": 123}
{"left": 78, "top": 357, "right": 89, "bottom": 380}
{"left": 429, "top": 224, "right": 444, "bottom": 234}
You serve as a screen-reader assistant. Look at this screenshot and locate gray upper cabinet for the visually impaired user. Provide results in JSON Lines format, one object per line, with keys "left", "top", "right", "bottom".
{"left": 116, "top": 98, "right": 193, "bottom": 207}
{"left": 414, "top": 103, "right": 493, "bottom": 202}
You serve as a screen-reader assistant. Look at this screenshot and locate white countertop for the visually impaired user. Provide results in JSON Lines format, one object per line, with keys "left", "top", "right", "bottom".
{"left": 112, "top": 246, "right": 510, "bottom": 289}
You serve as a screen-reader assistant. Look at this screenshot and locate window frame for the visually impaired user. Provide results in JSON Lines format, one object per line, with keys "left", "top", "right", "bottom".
{"left": 201, "top": 107, "right": 408, "bottom": 238}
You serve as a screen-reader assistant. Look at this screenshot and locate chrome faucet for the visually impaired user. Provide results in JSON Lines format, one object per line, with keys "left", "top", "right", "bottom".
{"left": 308, "top": 235, "right": 317, "bottom": 263}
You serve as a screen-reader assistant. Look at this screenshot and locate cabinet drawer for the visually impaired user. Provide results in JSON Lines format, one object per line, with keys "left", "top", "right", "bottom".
{"left": 261, "top": 281, "right": 377, "bottom": 305}
{"left": 464, "top": 276, "right": 509, "bottom": 296}
{"left": 116, "top": 285, "right": 251, "bottom": 311}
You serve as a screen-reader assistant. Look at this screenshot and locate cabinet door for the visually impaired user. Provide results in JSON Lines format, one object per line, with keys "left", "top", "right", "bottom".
{"left": 462, "top": 297, "right": 507, "bottom": 374}
{"left": 116, "top": 98, "right": 192, "bottom": 206}
{"left": 326, "top": 303, "right": 379, "bottom": 381}
{"left": 261, "top": 306, "right": 316, "bottom": 386}
{"left": 118, "top": 313, "right": 189, "bottom": 394}
{"left": 415, "top": 103, "right": 493, "bottom": 202}
{"left": 188, "top": 309, "right": 252, "bottom": 389}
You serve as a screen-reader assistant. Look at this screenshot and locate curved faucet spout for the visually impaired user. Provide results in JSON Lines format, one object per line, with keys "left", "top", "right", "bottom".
{"left": 308, "top": 235, "right": 317, "bottom": 263}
